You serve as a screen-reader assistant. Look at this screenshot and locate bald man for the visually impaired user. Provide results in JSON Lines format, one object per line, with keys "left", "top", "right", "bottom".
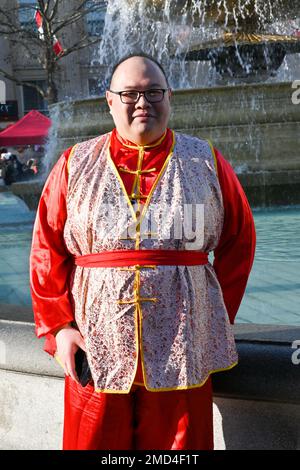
{"left": 30, "top": 53, "right": 256, "bottom": 450}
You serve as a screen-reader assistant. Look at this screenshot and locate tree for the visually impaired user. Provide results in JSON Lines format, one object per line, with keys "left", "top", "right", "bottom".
{"left": 0, "top": 0, "right": 107, "bottom": 105}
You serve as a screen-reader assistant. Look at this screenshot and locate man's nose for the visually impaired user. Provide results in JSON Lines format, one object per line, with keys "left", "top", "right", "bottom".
{"left": 135, "top": 93, "right": 150, "bottom": 107}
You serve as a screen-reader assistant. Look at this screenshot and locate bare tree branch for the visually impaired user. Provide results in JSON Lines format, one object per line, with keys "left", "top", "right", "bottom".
{"left": 49, "top": 0, "right": 59, "bottom": 22}
{"left": 55, "top": 35, "right": 102, "bottom": 60}
{"left": 53, "top": 1, "right": 106, "bottom": 35}
{"left": 0, "top": 1, "right": 107, "bottom": 104}
{"left": 9, "top": 38, "right": 45, "bottom": 68}
{"left": 44, "top": 0, "right": 51, "bottom": 17}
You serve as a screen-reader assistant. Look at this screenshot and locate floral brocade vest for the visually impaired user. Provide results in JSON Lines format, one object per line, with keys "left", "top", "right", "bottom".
{"left": 63, "top": 131, "right": 238, "bottom": 393}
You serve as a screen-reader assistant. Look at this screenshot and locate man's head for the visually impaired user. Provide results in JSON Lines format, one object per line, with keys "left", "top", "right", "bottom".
{"left": 106, "top": 54, "right": 171, "bottom": 145}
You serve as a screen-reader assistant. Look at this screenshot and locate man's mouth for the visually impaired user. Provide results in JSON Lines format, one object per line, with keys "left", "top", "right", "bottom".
{"left": 133, "top": 113, "right": 154, "bottom": 119}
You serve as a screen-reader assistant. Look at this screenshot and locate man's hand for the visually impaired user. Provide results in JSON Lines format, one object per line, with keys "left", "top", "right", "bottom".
{"left": 55, "top": 325, "right": 86, "bottom": 384}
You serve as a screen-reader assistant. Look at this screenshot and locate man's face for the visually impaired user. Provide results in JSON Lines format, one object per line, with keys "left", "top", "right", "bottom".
{"left": 106, "top": 57, "right": 171, "bottom": 145}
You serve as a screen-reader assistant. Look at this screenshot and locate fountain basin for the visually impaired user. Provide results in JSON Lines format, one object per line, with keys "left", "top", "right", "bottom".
{"left": 11, "top": 81, "right": 299, "bottom": 209}
{"left": 34, "top": 81, "right": 300, "bottom": 208}
{"left": 10, "top": 180, "right": 44, "bottom": 212}
{"left": 136, "top": 0, "right": 300, "bottom": 29}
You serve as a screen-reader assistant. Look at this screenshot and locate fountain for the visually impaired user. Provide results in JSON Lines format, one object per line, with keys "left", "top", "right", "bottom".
{"left": 10, "top": 0, "right": 300, "bottom": 208}
{"left": 28, "top": 0, "right": 296, "bottom": 209}
{"left": 89, "top": 0, "right": 300, "bottom": 85}
{"left": 168, "top": 1, "right": 299, "bottom": 78}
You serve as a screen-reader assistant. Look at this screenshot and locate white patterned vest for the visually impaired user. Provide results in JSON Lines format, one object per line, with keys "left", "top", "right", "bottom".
{"left": 63, "top": 131, "right": 238, "bottom": 393}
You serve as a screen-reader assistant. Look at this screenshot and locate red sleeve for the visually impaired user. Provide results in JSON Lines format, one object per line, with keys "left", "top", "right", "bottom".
{"left": 29, "top": 147, "right": 74, "bottom": 355}
{"left": 213, "top": 148, "right": 256, "bottom": 324}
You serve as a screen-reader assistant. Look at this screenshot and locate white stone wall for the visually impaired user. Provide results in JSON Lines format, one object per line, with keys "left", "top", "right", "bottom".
{"left": 0, "top": 369, "right": 64, "bottom": 450}
{"left": 1, "top": 368, "right": 300, "bottom": 450}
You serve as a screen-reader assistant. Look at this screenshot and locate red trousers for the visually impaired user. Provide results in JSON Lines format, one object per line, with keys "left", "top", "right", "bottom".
{"left": 63, "top": 376, "right": 214, "bottom": 450}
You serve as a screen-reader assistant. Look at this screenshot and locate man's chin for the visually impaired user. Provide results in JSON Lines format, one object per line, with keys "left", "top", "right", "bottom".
{"left": 132, "top": 124, "right": 155, "bottom": 139}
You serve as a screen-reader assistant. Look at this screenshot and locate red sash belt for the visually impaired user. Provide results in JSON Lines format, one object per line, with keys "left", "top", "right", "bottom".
{"left": 74, "top": 249, "right": 208, "bottom": 268}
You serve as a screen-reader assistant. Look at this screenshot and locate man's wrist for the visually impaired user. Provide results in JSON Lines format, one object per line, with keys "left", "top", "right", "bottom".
{"left": 52, "top": 322, "right": 72, "bottom": 337}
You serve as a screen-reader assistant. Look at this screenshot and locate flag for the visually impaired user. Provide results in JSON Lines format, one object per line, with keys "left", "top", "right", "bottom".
{"left": 34, "top": 9, "right": 44, "bottom": 40}
{"left": 53, "top": 38, "right": 64, "bottom": 56}
{"left": 34, "top": 9, "right": 64, "bottom": 57}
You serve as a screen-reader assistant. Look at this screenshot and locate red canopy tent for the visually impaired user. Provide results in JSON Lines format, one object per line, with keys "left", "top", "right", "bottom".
{"left": 0, "top": 110, "right": 51, "bottom": 146}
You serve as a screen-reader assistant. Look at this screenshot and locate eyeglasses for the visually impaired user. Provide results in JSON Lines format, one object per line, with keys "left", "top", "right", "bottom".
{"left": 109, "top": 88, "right": 169, "bottom": 104}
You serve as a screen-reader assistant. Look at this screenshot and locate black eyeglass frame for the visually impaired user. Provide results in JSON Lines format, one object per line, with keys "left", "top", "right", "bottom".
{"left": 109, "top": 88, "right": 169, "bottom": 104}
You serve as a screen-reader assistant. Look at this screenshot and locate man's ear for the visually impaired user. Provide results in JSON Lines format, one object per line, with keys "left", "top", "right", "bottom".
{"left": 168, "top": 88, "right": 172, "bottom": 101}
{"left": 106, "top": 90, "right": 113, "bottom": 108}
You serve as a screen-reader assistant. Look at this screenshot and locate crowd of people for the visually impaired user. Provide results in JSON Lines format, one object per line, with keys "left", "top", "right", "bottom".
{"left": 0, "top": 147, "right": 39, "bottom": 186}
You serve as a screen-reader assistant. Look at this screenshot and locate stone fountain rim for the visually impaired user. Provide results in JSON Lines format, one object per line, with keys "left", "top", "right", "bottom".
{"left": 49, "top": 80, "right": 296, "bottom": 111}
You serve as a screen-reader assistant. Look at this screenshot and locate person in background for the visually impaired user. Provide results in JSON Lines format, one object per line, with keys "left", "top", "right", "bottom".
{"left": 2, "top": 154, "right": 15, "bottom": 185}
{"left": 11, "top": 154, "right": 23, "bottom": 180}
{"left": 24, "top": 158, "right": 38, "bottom": 176}
{"left": 30, "top": 53, "right": 256, "bottom": 450}
{"left": 0, "top": 149, "right": 8, "bottom": 181}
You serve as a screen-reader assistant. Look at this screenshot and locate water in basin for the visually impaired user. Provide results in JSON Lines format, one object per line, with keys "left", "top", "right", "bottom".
{"left": 0, "top": 192, "right": 299, "bottom": 326}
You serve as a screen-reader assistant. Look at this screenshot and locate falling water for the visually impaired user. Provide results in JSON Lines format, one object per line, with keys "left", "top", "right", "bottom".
{"left": 94, "top": 0, "right": 299, "bottom": 90}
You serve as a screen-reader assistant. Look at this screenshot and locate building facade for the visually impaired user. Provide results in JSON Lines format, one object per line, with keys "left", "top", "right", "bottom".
{"left": 0, "top": 0, "right": 107, "bottom": 128}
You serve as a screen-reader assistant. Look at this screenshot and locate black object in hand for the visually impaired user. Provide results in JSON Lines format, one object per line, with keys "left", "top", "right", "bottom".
{"left": 75, "top": 348, "right": 93, "bottom": 387}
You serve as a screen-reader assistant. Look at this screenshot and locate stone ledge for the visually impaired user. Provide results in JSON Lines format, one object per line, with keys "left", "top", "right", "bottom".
{"left": 234, "top": 323, "right": 300, "bottom": 343}
{"left": 0, "top": 317, "right": 299, "bottom": 404}
{"left": 0, "top": 320, "right": 63, "bottom": 378}
{"left": 1, "top": 367, "right": 299, "bottom": 450}
{"left": 212, "top": 341, "right": 300, "bottom": 404}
